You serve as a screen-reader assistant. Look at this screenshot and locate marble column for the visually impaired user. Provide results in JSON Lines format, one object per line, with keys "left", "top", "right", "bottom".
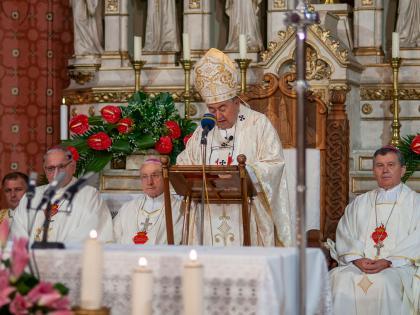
{"left": 353, "top": 0, "right": 384, "bottom": 63}
{"left": 183, "top": 0, "right": 211, "bottom": 57}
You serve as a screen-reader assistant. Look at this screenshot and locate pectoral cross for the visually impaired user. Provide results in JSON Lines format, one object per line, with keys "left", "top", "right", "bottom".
{"left": 374, "top": 241, "right": 384, "bottom": 259}
{"left": 140, "top": 217, "right": 152, "bottom": 232}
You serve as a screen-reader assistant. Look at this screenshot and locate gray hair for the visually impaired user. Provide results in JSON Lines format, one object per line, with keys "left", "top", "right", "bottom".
{"left": 43, "top": 145, "right": 72, "bottom": 163}
{"left": 373, "top": 146, "right": 405, "bottom": 166}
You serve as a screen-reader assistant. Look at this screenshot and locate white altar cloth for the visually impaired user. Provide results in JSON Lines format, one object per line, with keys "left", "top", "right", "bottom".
{"left": 34, "top": 246, "right": 332, "bottom": 315}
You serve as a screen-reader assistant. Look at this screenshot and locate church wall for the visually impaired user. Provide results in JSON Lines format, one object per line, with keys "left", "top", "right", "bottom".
{"left": 0, "top": 1, "right": 73, "bottom": 207}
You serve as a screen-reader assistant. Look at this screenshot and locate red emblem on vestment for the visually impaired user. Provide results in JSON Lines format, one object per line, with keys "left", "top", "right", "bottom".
{"left": 133, "top": 231, "right": 149, "bottom": 244}
{"left": 371, "top": 224, "right": 388, "bottom": 244}
{"left": 44, "top": 203, "right": 59, "bottom": 220}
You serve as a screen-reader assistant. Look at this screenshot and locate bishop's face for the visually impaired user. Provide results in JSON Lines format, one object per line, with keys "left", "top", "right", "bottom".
{"left": 207, "top": 97, "right": 240, "bottom": 130}
{"left": 43, "top": 150, "right": 76, "bottom": 187}
{"left": 140, "top": 163, "right": 164, "bottom": 198}
{"left": 373, "top": 152, "right": 406, "bottom": 190}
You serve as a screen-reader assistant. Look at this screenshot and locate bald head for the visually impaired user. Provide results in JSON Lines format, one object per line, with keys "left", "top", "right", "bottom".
{"left": 140, "top": 157, "right": 163, "bottom": 198}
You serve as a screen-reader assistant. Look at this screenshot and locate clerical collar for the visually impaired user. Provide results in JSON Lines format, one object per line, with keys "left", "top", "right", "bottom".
{"left": 51, "top": 177, "right": 77, "bottom": 201}
{"left": 145, "top": 193, "right": 164, "bottom": 208}
{"left": 377, "top": 183, "right": 402, "bottom": 203}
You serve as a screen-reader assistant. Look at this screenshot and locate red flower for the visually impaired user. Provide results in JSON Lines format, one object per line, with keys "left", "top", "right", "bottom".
{"left": 66, "top": 146, "right": 79, "bottom": 161}
{"left": 117, "top": 118, "right": 134, "bottom": 134}
{"left": 101, "top": 105, "right": 121, "bottom": 124}
{"left": 133, "top": 231, "right": 149, "bottom": 244}
{"left": 87, "top": 132, "right": 112, "bottom": 151}
{"left": 411, "top": 135, "right": 420, "bottom": 155}
{"left": 69, "top": 114, "right": 89, "bottom": 135}
{"left": 183, "top": 133, "right": 193, "bottom": 146}
{"left": 165, "top": 120, "right": 181, "bottom": 139}
{"left": 155, "top": 136, "right": 173, "bottom": 154}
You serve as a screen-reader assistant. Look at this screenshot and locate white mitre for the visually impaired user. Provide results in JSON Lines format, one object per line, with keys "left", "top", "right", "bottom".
{"left": 193, "top": 48, "right": 238, "bottom": 104}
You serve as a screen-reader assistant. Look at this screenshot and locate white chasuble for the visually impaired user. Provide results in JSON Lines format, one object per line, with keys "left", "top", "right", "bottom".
{"left": 11, "top": 178, "right": 113, "bottom": 243}
{"left": 330, "top": 184, "right": 420, "bottom": 315}
{"left": 177, "top": 104, "right": 292, "bottom": 247}
{"left": 113, "top": 194, "right": 183, "bottom": 245}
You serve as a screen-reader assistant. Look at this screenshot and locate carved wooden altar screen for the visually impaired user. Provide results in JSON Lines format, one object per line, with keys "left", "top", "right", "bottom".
{"left": 241, "top": 72, "right": 349, "bottom": 243}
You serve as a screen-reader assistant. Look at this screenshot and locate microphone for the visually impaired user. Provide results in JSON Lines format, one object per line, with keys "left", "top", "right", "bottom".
{"left": 35, "top": 172, "right": 66, "bottom": 211}
{"left": 200, "top": 113, "right": 216, "bottom": 145}
{"left": 26, "top": 172, "right": 38, "bottom": 211}
{"left": 59, "top": 172, "right": 94, "bottom": 211}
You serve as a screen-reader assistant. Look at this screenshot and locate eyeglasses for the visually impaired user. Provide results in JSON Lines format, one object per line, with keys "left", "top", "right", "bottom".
{"left": 140, "top": 172, "right": 162, "bottom": 181}
{"left": 44, "top": 159, "right": 72, "bottom": 174}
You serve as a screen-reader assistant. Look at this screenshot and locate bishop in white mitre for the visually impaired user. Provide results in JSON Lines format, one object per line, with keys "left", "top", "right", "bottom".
{"left": 11, "top": 146, "right": 113, "bottom": 243}
{"left": 329, "top": 146, "right": 419, "bottom": 315}
{"left": 177, "top": 48, "right": 292, "bottom": 247}
{"left": 113, "top": 157, "right": 183, "bottom": 245}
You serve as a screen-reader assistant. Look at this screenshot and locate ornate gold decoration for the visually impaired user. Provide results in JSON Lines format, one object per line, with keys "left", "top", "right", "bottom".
{"left": 105, "top": 0, "right": 119, "bottom": 13}
{"left": 324, "top": 0, "right": 336, "bottom": 3}
{"left": 309, "top": 24, "right": 349, "bottom": 65}
{"left": 360, "top": 87, "right": 420, "bottom": 100}
{"left": 189, "top": 0, "right": 200, "bottom": 9}
{"left": 180, "top": 59, "right": 195, "bottom": 119}
{"left": 68, "top": 64, "right": 100, "bottom": 85}
{"left": 88, "top": 106, "right": 96, "bottom": 117}
{"left": 273, "top": 0, "right": 286, "bottom": 9}
{"left": 71, "top": 108, "right": 78, "bottom": 117}
{"left": 235, "top": 59, "right": 252, "bottom": 94}
{"left": 290, "top": 45, "right": 332, "bottom": 80}
{"left": 361, "top": 0, "right": 373, "bottom": 6}
{"left": 64, "top": 89, "right": 202, "bottom": 106}
{"left": 390, "top": 57, "right": 402, "bottom": 146}
{"left": 357, "top": 274, "right": 373, "bottom": 294}
{"left": 132, "top": 60, "right": 146, "bottom": 92}
{"left": 361, "top": 103, "right": 373, "bottom": 115}
{"left": 260, "top": 26, "right": 295, "bottom": 62}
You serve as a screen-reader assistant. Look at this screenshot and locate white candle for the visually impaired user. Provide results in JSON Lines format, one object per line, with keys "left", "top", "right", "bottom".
{"left": 80, "top": 230, "right": 103, "bottom": 310}
{"left": 131, "top": 257, "right": 153, "bottom": 315}
{"left": 183, "top": 33, "right": 190, "bottom": 60}
{"left": 239, "top": 34, "right": 247, "bottom": 59}
{"left": 134, "top": 36, "right": 142, "bottom": 61}
{"left": 60, "top": 97, "right": 68, "bottom": 140}
{"left": 392, "top": 32, "right": 399, "bottom": 58}
{"left": 183, "top": 249, "right": 203, "bottom": 315}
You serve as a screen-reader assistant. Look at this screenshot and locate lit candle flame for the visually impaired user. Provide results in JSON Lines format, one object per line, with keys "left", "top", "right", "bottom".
{"left": 189, "top": 249, "right": 198, "bottom": 262}
{"left": 62, "top": 97, "right": 66, "bottom": 105}
{"left": 139, "top": 257, "right": 148, "bottom": 267}
{"left": 89, "top": 230, "right": 98, "bottom": 239}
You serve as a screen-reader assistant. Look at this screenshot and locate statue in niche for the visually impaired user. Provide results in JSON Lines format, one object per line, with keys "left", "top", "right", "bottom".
{"left": 143, "top": 0, "right": 180, "bottom": 52}
{"left": 396, "top": 0, "right": 420, "bottom": 47}
{"left": 70, "top": 0, "right": 103, "bottom": 56}
{"left": 224, "top": 0, "right": 264, "bottom": 52}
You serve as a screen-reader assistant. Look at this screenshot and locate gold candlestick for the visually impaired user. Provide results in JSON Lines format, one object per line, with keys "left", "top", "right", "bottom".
{"left": 180, "top": 59, "right": 195, "bottom": 119}
{"left": 132, "top": 60, "right": 146, "bottom": 92}
{"left": 235, "top": 59, "right": 252, "bottom": 94}
{"left": 390, "top": 57, "right": 402, "bottom": 146}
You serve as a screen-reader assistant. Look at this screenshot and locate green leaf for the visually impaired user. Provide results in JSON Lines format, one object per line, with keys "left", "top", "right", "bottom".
{"left": 112, "top": 139, "right": 132, "bottom": 153}
{"left": 54, "top": 282, "right": 70, "bottom": 295}
{"left": 134, "top": 134, "right": 155, "bottom": 149}
{"left": 84, "top": 153, "right": 113, "bottom": 173}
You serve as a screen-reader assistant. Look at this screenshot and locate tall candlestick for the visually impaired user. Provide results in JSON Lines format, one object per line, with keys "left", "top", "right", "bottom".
{"left": 183, "top": 33, "right": 190, "bottom": 60}
{"left": 134, "top": 36, "right": 142, "bottom": 61}
{"left": 183, "top": 249, "right": 203, "bottom": 315}
{"left": 131, "top": 257, "right": 153, "bottom": 315}
{"left": 80, "top": 230, "right": 103, "bottom": 310}
{"left": 60, "top": 97, "right": 68, "bottom": 140}
{"left": 392, "top": 32, "right": 399, "bottom": 58}
{"left": 239, "top": 34, "right": 247, "bottom": 59}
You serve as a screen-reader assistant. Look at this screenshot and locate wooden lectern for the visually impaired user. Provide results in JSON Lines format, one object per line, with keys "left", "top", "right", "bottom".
{"left": 161, "top": 154, "right": 257, "bottom": 246}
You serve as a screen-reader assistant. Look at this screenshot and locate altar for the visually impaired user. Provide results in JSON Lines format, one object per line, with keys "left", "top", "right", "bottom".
{"left": 34, "top": 246, "right": 332, "bottom": 315}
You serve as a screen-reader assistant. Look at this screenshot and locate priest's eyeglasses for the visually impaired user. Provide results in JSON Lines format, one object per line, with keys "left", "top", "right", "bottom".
{"left": 140, "top": 173, "right": 162, "bottom": 181}
{"left": 44, "top": 160, "right": 72, "bottom": 174}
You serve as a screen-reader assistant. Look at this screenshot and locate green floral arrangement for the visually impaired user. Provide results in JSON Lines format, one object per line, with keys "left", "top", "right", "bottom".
{"left": 397, "top": 134, "right": 420, "bottom": 182}
{"left": 62, "top": 92, "right": 197, "bottom": 176}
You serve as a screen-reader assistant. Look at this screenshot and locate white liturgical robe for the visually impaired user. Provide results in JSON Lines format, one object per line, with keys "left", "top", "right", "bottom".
{"left": 177, "top": 103, "right": 292, "bottom": 247}
{"left": 329, "top": 183, "right": 420, "bottom": 315}
{"left": 113, "top": 193, "right": 183, "bottom": 245}
{"left": 11, "top": 178, "right": 113, "bottom": 243}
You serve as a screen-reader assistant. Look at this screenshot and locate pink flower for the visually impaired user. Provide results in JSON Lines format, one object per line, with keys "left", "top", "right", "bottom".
{"left": 9, "top": 293, "right": 30, "bottom": 315}
{"left": 49, "top": 296, "right": 71, "bottom": 310}
{"left": 27, "top": 282, "right": 55, "bottom": 304}
{"left": 11, "top": 237, "right": 29, "bottom": 279}
{"left": 0, "top": 275, "right": 14, "bottom": 308}
{"left": 0, "top": 218, "right": 9, "bottom": 248}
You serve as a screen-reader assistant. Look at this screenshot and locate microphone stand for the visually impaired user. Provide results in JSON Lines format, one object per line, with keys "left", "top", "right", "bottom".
{"left": 199, "top": 135, "right": 208, "bottom": 246}
{"left": 31, "top": 199, "right": 65, "bottom": 249}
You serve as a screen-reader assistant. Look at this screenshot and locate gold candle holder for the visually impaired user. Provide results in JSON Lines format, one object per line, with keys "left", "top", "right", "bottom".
{"left": 180, "top": 59, "right": 195, "bottom": 119}
{"left": 235, "top": 59, "right": 252, "bottom": 94}
{"left": 73, "top": 306, "right": 110, "bottom": 315}
{"left": 390, "top": 57, "right": 402, "bottom": 146}
{"left": 132, "top": 60, "right": 146, "bottom": 92}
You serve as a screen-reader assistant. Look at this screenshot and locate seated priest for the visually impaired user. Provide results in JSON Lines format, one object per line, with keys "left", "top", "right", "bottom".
{"left": 329, "top": 146, "right": 419, "bottom": 315}
{"left": 113, "top": 157, "right": 183, "bottom": 245}
{"left": 11, "top": 145, "right": 113, "bottom": 242}
{"left": 176, "top": 48, "right": 292, "bottom": 247}
{"left": 0, "top": 172, "right": 28, "bottom": 224}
